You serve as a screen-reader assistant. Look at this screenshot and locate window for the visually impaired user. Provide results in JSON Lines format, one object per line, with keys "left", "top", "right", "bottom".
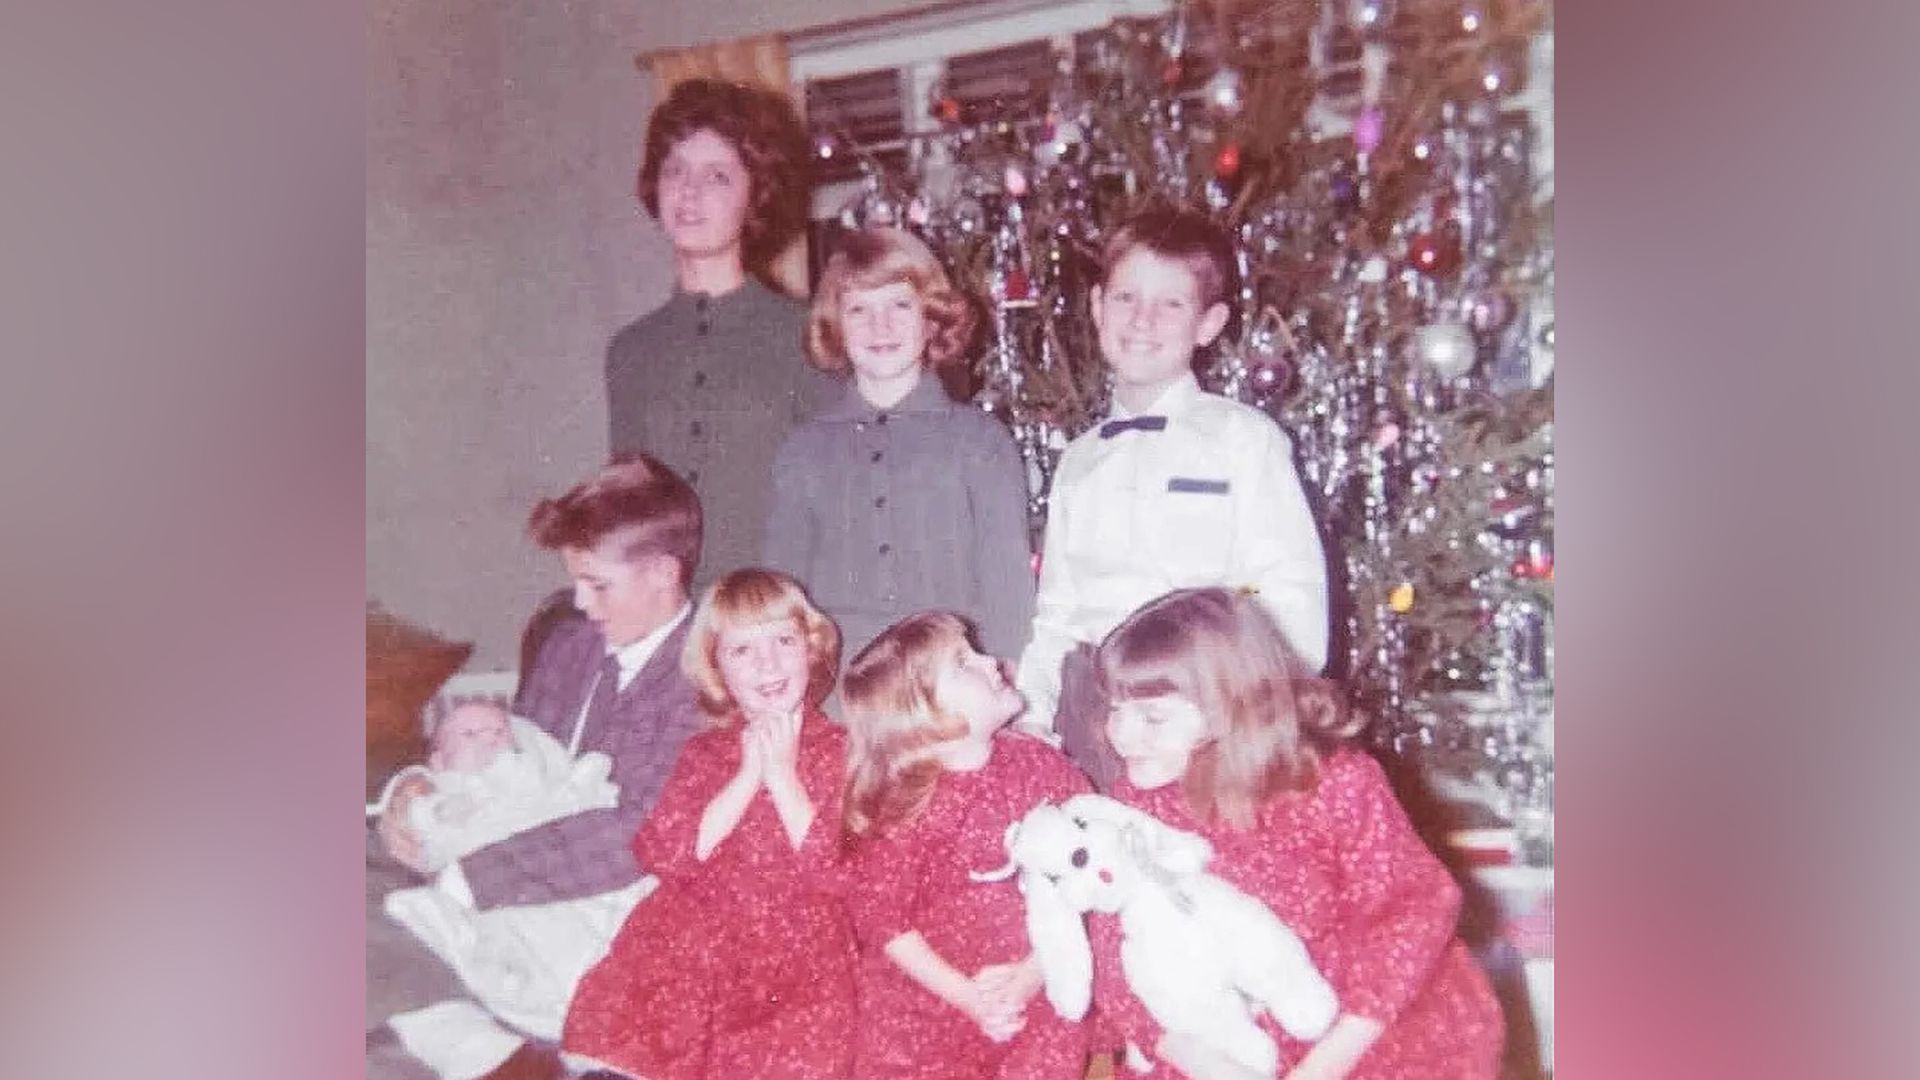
{"left": 791, "top": 0, "right": 1552, "bottom": 219}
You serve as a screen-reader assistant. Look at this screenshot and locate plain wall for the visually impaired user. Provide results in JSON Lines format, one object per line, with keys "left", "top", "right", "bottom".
{"left": 367, "top": 0, "right": 929, "bottom": 667}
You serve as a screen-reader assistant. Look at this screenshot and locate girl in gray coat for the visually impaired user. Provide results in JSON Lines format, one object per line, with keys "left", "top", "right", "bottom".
{"left": 763, "top": 228, "right": 1035, "bottom": 663}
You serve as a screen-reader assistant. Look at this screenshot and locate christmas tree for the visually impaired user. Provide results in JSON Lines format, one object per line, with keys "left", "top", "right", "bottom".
{"left": 811, "top": 0, "right": 1554, "bottom": 860}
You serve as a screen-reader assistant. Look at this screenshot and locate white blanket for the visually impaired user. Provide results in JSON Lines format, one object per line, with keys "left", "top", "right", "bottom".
{"left": 369, "top": 716, "right": 618, "bottom": 872}
{"left": 384, "top": 873, "right": 653, "bottom": 1041}
{"left": 372, "top": 717, "right": 654, "bottom": 1056}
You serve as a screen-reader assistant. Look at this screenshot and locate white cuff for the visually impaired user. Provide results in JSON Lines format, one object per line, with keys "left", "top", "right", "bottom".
{"left": 436, "top": 861, "right": 477, "bottom": 908}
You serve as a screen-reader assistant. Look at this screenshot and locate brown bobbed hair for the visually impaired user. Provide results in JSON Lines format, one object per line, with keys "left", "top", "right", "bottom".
{"left": 806, "top": 228, "right": 979, "bottom": 383}
{"left": 839, "top": 611, "right": 978, "bottom": 843}
{"left": 528, "top": 453, "right": 702, "bottom": 588}
{"left": 682, "top": 568, "right": 841, "bottom": 725}
{"left": 1095, "top": 587, "right": 1364, "bottom": 830}
{"left": 638, "top": 78, "right": 811, "bottom": 280}
{"left": 1099, "top": 203, "right": 1237, "bottom": 310}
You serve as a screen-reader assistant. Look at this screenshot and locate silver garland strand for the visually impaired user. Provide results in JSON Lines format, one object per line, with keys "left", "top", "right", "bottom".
{"left": 816, "top": 1, "right": 1554, "bottom": 866}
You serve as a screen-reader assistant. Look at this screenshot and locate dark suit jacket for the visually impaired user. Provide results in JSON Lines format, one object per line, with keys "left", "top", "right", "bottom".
{"left": 459, "top": 612, "right": 703, "bottom": 910}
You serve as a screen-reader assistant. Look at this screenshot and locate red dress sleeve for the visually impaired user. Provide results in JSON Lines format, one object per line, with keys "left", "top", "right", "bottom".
{"left": 1321, "top": 750, "right": 1464, "bottom": 1025}
{"left": 627, "top": 726, "right": 727, "bottom": 884}
{"left": 787, "top": 715, "right": 851, "bottom": 879}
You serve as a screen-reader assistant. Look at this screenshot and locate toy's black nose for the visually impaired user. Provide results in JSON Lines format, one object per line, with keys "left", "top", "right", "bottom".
{"left": 1071, "top": 847, "right": 1088, "bottom": 868}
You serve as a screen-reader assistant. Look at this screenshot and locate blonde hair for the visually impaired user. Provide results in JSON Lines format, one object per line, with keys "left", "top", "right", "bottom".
{"left": 839, "top": 611, "right": 977, "bottom": 841}
{"left": 806, "top": 228, "right": 977, "bottom": 378}
{"left": 1096, "top": 588, "right": 1363, "bottom": 830}
{"left": 681, "top": 568, "right": 841, "bottom": 725}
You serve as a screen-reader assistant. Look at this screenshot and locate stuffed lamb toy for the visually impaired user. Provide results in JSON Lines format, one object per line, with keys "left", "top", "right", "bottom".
{"left": 972, "top": 793, "right": 1338, "bottom": 1077}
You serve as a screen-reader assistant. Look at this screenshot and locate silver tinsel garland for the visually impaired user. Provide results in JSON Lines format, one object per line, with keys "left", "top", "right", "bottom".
{"left": 813, "top": 1, "right": 1554, "bottom": 863}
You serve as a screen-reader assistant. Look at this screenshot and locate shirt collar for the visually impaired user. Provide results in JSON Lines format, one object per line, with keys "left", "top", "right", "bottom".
{"left": 1108, "top": 371, "right": 1203, "bottom": 421}
{"left": 817, "top": 372, "right": 953, "bottom": 422}
{"left": 608, "top": 602, "right": 692, "bottom": 676}
{"left": 672, "top": 278, "right": 769, "bottom": 318}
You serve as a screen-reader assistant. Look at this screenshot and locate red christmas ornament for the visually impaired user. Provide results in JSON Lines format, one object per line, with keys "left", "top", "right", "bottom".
{"left": 1511, "top": 551, "right": 1555, "bottom": 580}
{"left": 1215, "top": 143, "right": 1242, "bottom": 179}
{"left": 1003, "top": 268, "right": 1033, "bottom": 301}
{"left": 1408, "top": 229, "right": 1461, "bottom": 278}
{"left": 934, "top": 96, "right": 962, "bottom": 124}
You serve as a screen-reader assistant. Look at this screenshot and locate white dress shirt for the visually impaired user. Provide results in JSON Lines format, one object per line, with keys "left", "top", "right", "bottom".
{"left": 611, "top": 603, "right": 693, "bottom": 690}
{"left": 567, "top": 602, "right": 693, "bottom": 753}
{"left": 1014, "top": 373, "right": 1329, "bottom": 732}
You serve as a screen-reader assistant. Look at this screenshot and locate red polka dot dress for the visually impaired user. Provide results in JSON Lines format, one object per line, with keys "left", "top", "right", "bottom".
{"left": 843, "top": 734, "right": 1093, "bottom": 1080}
{"left": 1088, "top": 747, "right": 1503, "bottom": 1079}
{"left": 563, "top": 710, "right": 858, "bottom": 1080}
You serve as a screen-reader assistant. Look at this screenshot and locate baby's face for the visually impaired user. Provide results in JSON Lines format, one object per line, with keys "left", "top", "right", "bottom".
{"left": 430, "top": 702, "right": 514, "bottom": 773}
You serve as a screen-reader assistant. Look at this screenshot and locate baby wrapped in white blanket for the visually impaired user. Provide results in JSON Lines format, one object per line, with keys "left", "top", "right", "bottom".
{"left": 368, "top": 701, "right": 655, "bottom": 1045}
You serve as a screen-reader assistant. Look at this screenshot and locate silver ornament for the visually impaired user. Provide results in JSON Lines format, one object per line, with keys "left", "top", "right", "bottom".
{"left": 1351, "top": 0, "right": 1392, "bottom": 33}
{"left": 1202, "top": 68, "right": 1245, "bottom": 115}
{"left": 1414, "top": 321, "right": 1477, "bottom": 378}
{"left": 1034, "top": 118, "right": 1084, "bottom": 166}
{"left": 1480, "top": 56, "right": 1514, "bottom": 96}
{"left": 1466, "top": 290, "right": 1515, "bottom": 333}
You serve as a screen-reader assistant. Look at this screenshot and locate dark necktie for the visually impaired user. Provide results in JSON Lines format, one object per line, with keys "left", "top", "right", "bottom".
{"left": 1099, "top": 415, "right": 1168, "bottom": 439}
{"left": 580, "top": 654, "right": 624, "bottom": 746}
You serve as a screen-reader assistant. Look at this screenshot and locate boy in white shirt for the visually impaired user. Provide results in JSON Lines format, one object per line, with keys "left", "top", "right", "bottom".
{"left": 1013, "top": 205, "right": 1330, "bottom": 788}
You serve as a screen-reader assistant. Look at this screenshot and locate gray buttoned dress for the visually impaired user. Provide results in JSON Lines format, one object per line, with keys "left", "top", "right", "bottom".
{"left": 762, "top": 377, "right": 1036, "bottom": 662}
{"left": 606, "top": 279, "right": 837, "bottom": 589}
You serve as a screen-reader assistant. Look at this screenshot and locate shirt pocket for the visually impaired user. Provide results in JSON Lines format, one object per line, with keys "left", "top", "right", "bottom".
{"left": 1152, "top": 477, "right": 1236, "bottom": 573}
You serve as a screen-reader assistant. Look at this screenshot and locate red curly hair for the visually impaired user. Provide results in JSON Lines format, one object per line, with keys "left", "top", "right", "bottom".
{"left": 806, "top": 228, "right": 978, "bottom": 386}
{"left": 638, "top": 78, "right": 812, "bottom": 280}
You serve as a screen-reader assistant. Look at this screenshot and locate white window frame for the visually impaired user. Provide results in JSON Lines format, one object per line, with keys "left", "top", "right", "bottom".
{"left": 792, "top": 0, "right": 1172, "bottom": 220}
{"left": 790, "top": 0, "right": 1549, "bottom": 215}
{"left": 789, "top": 0, "right": 1171, "bottom": 85}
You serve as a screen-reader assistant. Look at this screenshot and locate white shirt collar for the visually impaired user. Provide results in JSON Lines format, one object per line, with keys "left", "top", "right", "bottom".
{"left": 608, "top": 602, "right": 692, "bottom": 678}
{"left": 1110, "top": 371, "right": 1202, "bottom": 420}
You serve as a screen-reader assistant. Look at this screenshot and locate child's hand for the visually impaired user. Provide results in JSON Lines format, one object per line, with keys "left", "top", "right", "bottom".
{"left": 753, "top": 709, "right": 804, "bottom": 791}
{"left": 377, "top": 773, "right": 436, "bottom": 873}
{"left": 959, "top": 981, "right": 1027, "bottom": 1043}
{"left": 973, "top": 955, "right": 1043, "bottom": 1018}
{"left": 734, "top": 724, "right": 767, "bottom": 791}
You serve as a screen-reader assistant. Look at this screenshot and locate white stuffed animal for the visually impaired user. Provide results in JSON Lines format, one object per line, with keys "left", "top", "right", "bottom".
{"left": 973, "top": 793, "right": 1338, "bottom": 1078}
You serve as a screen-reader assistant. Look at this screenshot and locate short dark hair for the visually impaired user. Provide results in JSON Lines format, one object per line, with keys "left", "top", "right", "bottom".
{"left": 528, "top": 454, "right": 702, "bottom": 586}
{"left": 637, "top": 78, "right": 811, "bottom": 279}
{"left": 1100, "top": 205, "right": 1237, "bottom": 309}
